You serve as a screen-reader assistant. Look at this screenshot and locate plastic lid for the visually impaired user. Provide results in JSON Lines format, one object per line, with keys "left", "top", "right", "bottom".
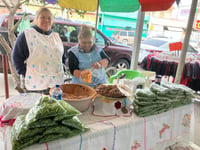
{"left": 156, "top": 75, "right": 162, "bottom": 78}
{"left": 55, "top": 84, "right": 60, "bottom": 87}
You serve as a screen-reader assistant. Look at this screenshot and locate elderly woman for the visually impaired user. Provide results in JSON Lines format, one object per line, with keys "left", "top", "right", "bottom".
{"left": 68, "top": 24, "right": 110, "bottom": 87}
{"left": 12, "top": 7, "right": 66, "bottom": 94}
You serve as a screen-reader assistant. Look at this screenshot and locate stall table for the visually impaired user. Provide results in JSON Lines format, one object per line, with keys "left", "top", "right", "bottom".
{"left": 0, "top": 101, "right": 195, "bottom": 150}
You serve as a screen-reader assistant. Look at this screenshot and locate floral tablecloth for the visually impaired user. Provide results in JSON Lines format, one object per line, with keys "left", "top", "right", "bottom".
{"left": 0, "top": 102, "right": 195, "bottom": 150}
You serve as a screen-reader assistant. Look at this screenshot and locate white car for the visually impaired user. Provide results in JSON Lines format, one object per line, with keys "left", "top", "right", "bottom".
{"left": 138, "top": 38, "right": 198, "bottom": 63}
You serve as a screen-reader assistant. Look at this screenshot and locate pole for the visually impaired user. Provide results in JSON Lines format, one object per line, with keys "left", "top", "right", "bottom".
{"left": 174, "top": 0, "right": 198, "bottom": 84}
{"left": 94, "top": 0, "right": 100, "bottom": 42}
{"left": 130, "top": 7, "right": 145, "bottom": 70}
{"left": 2, "top": 55, "right": 9, "bottom": 99}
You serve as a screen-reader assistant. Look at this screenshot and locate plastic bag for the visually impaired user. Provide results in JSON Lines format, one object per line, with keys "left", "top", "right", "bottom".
{"left": 12, "top": 134, "right": 42, "bottom": 150}
{"left": 54, "top": 100, "right": 81, "bottom": 121}
{"left": 43, "top": 125, "right": 71, "bottom": 135}
{"left": 25, "top": 96, "right": 66, "bottom": 125}
{"left": 17, "top": 14, "right": 31, "bottom": 34}
{"left": 11, "top": 95, "right": 89, "bottom": 150}
{"left": 0, "top": 93, "right": 41, "bottom": 126}
{"left": 39, "top": 133, "right": 64, "bottom": 144}
{"left": 12, "top": 115, "right": 45, "bottom": 141}
{"left": 27, "top": 118, "right": 58, "bottom": 129}
{"left": 80, "top": 69, "right": 92, "bottom": 83}
{"left": 61, "top": 116, "right": 89, "bottom": 132}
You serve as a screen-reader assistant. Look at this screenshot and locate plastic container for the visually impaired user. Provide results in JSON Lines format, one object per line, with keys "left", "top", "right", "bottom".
{"left": 155, "top": 75, "right": 162, "bottom": 85}
{"left": 51, "top": 84, "right": 63, "bottom": 100}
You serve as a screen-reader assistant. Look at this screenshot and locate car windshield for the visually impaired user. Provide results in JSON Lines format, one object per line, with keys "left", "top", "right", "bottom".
{"left": 142, "top": 39, "right": 168, "bottom": 47}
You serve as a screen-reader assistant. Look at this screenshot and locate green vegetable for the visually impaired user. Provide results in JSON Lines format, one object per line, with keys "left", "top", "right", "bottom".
{"left": 11, "top": 95, "right": 89, "bottom": 150}
{"left": 12, "top": 135, "right": 42, "bottom": 150}
{"left": 27, "top": 118, "right": 58, "bottom": 129}
{"left": 54, "top": 100, "right": 81, "bottom": 121}
{"left": 25, "top": 98, "right": 66, "bottom": 125}
{"left": 61, "top": 116, "right": 89, "bottom": 132}
{"left": 39, "top": 133, "right": 64, "bottom": 144}
{"left": 12, "top": 115, "right": 45, "bottom": 141}
{"left": 43, "top": 125, "right": 72, "bottom": 135}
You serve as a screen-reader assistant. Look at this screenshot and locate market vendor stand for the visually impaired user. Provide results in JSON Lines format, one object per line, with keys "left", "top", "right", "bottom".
{"left": 0, "top": 95, "right": 198, "bottom": 150}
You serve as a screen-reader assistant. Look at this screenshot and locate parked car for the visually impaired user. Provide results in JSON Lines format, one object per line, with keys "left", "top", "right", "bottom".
{"left": 0, "top": 13, "right": 134, "bottom": 73}
{"left": 138, "top": 38, "right": 199, "bottom": 63}
{"left": 112, "top": 30, "right": 135, "bottom": 46}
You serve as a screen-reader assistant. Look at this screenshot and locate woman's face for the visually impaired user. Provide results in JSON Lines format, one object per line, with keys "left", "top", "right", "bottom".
{"left": 79, "top": 37, "right": 93, "bottom": 53}
{"left": 36, "top": 11, "right": 52, "bottom": 32}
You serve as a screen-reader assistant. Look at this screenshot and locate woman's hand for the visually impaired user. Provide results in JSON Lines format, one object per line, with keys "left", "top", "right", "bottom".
{"left": 91, "top": 62, "right": 101, "bottom": 69}
{"left": 91, "top": 59, "right": 108, "bottom": 69}
{"left": 80, "top": 69, "right": 92, "bottom": 83}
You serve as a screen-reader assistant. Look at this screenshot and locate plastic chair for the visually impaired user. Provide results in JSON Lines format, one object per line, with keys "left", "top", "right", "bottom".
{"left": 109, "top": 69, "right": 145, "bottom": 84}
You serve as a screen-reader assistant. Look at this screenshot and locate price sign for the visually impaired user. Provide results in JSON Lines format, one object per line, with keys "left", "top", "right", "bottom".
{"left": 195, "top": 20, "right": 200, "bottom": 30}
{"left": 169, "top": 42, "right": 182, "bottom": 51}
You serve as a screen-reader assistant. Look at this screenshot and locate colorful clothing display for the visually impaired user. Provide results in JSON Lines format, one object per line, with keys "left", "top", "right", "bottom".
{"left": 140, "top": 55, "right": 200, "bottom": 91}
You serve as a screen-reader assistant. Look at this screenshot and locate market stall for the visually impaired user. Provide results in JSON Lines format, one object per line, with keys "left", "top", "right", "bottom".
{"left": 1, "top": 1, "right": 199, "bottom": 149}
{"left": 0, "top": 81, "right": 199, "bottom": 150}
{"left": 0, "top": 100, "right": 195, "bottom": 150}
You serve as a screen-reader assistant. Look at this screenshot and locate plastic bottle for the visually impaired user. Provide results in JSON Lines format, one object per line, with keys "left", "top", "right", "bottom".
{"left": 155, "top": 75, "right": 162, "bottom": 85}
{"left": 51, "top": 84, "right": 63, "bottom": 100}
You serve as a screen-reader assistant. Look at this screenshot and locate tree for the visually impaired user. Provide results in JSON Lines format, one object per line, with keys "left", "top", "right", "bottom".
{"left": 0, "top": 0, "right": 30, "bottom": 93}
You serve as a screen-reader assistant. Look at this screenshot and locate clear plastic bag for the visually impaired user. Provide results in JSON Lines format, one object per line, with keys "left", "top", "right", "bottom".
{"left": 17, "top": 14, "right": 31, "bottom": 34}
{"left": 61, "top": 116, "right": 89, "bottom": 132}
{"left": 91, "top": 68, "right": 106, "bottom": 81}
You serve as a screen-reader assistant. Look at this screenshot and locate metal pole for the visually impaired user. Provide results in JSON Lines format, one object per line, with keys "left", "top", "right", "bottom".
{"left": 174, "top": 0, "right": 198, "bottom": 83}
{"left": 130, "top": 7, "right": 145, "bottom": 70}
{"left": 94, "top": 0, "right": 100, "bottom": 42}
{"left": 2, "top": 55, "right": 9, "bottom": 99}
{"left": 101, "top": 12, "right": 104, "bottom": 31}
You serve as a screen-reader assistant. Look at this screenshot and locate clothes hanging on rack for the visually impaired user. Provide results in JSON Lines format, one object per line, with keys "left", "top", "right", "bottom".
{"left": 140, "top": 55, "right": 200, "bottom": 91}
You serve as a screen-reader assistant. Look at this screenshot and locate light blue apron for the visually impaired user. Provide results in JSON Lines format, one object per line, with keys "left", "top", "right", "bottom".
{"left": 70, "top": 45, "right": 108, "bottom": 87}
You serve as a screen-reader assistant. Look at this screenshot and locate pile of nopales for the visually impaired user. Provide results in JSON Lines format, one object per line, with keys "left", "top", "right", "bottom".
{"left": 133, "top": 82, "right": 195, "bottom": 117}
{"left": 11, "top": 95, "right": 89, "bottom": 150}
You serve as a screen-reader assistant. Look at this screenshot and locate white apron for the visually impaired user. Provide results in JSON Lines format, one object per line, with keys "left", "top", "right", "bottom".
{"left": 24, "top": 28, "right": 64, "bottom": 91}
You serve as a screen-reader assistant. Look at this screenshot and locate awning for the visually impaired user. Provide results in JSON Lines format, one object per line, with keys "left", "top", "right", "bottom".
{"left": 138, "top": 0, "right": 175, "bottom": 11}
{"left": 100, "top": 0, "right": 140, "bottom": 12}
{"left": 56, "top": 0, "right": 175, "bottom": 12}
{"left": 58, "top": 0, "right": 98, "bottom": 11}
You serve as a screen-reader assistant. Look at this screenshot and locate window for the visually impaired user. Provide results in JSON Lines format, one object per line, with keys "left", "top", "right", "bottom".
{"left": 119, "top": 31, "right": 127, "bottom": 36}
{"left": 93, "top": 31, "right": 105, "bottom": 46}
{"left": 51, "top": 24, "right": 78, "bottom": 42}
{"left": 128, "top": 32, "right": 134, "bottom": 37}
{"left": 142, "top": 39, "right": 168, "bottom": 47}
{"left": 187, "top": 45, "right": 197, "bottom": 53}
